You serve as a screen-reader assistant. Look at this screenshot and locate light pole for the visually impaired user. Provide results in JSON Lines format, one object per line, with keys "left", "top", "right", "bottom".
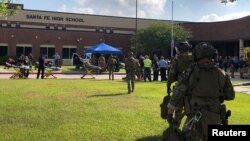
{"left": 135, "top": 0, "right": 138, "bottom": 55}
{"left": 171, "top": 0, "right": 174, "bottom": 58}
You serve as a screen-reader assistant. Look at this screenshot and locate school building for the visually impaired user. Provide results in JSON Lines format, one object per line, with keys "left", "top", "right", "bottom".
{"left": 1, "top": 4, "right": 250, "bottom": 65}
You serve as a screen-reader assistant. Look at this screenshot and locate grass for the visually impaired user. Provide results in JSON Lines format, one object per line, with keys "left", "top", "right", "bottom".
{"left": 0, "top": 79, "right": 249, "bottom": 141}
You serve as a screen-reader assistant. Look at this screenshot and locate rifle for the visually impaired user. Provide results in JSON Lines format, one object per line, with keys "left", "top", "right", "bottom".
{"left": 160, "top": 86, "right": 176, "bottom": 119}
{"left": 220, "top": 104, "right": 231, "bottom": 125}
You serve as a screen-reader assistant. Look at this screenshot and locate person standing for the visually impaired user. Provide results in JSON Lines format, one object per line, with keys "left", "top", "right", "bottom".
{"left": 152, "top": 54, "right": 159, "bottom": 81}
{"left": 98, "top": 54, "right": 106, "bottom": 72}
{"left": 138, "top": 55, "right": 144, "bottom": 80}
{"left": 90, "top": 54, "right": 98, "bottom": 66}
{"left": 167, "top": 41, "right": 193, "bottom": 94}
{"left": 54, "top": 52, "right": 60, "bottom": 67}
{"left": 37, "top": 54, "right": 45, "bottom": 79}
{"left": 125, "top": 52, "right": 137, "bottom": 94}
{"left": 28, "top": 53, "right": 33, "bottom": 69}
{"left": 107, "top": 55, "right": 117, "bottom": 80}
{"left": 143, "top": 55, "right": 152, "bottom": 82}
{"left": 167, "top": 42, "right": 235, "bottom": 141}
{"left": 158, "top": 56, "right": 168, "bottom": 81}
{"left": 166, "top": 41, "right": 194, "bottom": 128}
{"left": 23, "top": 56, "right": 30, "bottom": 78}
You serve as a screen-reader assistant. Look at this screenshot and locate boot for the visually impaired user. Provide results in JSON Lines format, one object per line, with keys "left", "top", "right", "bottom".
{"left": 131, "top": 82, "right": 134, "bottom": 92}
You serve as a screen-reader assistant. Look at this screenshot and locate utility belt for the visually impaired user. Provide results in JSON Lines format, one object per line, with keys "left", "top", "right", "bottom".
{"left": 184, "top": 97, "right": 231, "bottom": 125}
{"left": 184, "top": 96, "right": 222, "bottom": 113}
{"left": 219, "top": 104, "right": 231, "bottom": 125}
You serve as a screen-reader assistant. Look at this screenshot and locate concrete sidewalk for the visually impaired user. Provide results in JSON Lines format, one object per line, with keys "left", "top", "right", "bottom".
{"left": 1, "top": 68, "right": 250, "bottom": 94}
{"left": 0, "top": 67, "right": 126, "bottom": 79}
{"left": 0, "top": 73, "right": 126, "bottom": 80}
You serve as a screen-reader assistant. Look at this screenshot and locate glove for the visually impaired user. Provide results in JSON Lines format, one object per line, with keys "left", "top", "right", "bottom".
{"left": 167, "top": 114, "right": 174, "bottom": 125}
{"left": 167, "top": 87, "right": 172, "bottom": 95}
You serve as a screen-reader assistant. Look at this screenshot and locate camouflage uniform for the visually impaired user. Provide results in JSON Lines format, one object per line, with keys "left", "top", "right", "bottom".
{"left": 134, "top": 58, "right": 141, "bottom": 80}
{"left": 167, "top": 41, "right": 194, "bottom": 93}
{"left": 125, "top": 52, "right": 137, "bottom": 94}
{"left": 90, "top": 54, "right": 98, "bottom": 66}
{"left": 167, "top": 42, "right": 235, "bottom": 141}
{"left": 107, "top": 55, "right": 117, "bottom": 80}
{"left": 98, "top": 54, "right": 106, "bottom": 72}
{"left": 166, "top": 41, "right": 194, "bottom": 127}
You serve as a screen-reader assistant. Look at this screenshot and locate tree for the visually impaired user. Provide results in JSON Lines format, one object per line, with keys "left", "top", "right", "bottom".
{"left": 135, "top": 22, "right": 192, "bottom": 57}
{"left": 0, "top": 0, "right": 20, "bottom": 17}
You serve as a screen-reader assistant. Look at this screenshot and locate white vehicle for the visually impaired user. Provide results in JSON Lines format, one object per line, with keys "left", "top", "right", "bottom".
{"left": 71, "top": 53, "right": 92, "bottom": 69}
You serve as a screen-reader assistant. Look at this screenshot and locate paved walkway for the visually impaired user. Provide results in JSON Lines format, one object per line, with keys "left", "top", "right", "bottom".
{"left": 0, "top": 68, "right": 126, "bottom": 80}
{"left": 1, "top": 68, "right": 250, "bottom": 94}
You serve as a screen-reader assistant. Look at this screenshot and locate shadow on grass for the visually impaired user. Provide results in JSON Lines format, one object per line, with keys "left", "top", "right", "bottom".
{"left": 87, "top": 93, "right": 128, "bottom": 98}
{"left": 135, "top": 135, "right": 162, "bottom": 141}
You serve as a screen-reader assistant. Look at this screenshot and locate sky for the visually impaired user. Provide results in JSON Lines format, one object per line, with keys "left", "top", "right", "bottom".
{"left": 16, "top": 0, "right": 250, "bottom": 22}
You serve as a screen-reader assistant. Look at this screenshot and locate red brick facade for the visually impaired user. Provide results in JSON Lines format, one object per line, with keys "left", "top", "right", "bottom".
{"left": 1, "top": 4, "right": 250, "bottom": 64}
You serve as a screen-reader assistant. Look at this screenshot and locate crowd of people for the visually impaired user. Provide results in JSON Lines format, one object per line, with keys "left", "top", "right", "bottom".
{"left": 215, "top": 55, "right": 249, "bottom": 79}
{"left": 116, "top": 41, "right": 236, "bottom": 141}
{"left": 2, "top": 41, "right": 241, "bottom": 141}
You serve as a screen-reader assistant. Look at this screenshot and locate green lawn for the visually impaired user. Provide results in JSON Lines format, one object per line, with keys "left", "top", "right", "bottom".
{"left": 0, "top": 79, "right": 249, "bottom": 141}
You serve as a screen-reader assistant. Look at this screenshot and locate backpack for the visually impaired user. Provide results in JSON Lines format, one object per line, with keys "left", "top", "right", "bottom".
{"left": 162, "top": 126, "right": 183, "bottom": 141}
{"left": 160, "top": 95, "right": 171, "bottom": 119}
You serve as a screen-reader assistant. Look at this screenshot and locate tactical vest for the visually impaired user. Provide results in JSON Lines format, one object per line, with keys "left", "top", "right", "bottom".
{"left": 108, "top": 58, "right": 116, "bottom": 67}
{"left": 125, "top": 57, "right": 136, "bottom": 72}
{"left": 188, "top": 66, "right": 224, "bottom": 98}
{"left": 176, "top": 55, "right": 194, "bottom": 80}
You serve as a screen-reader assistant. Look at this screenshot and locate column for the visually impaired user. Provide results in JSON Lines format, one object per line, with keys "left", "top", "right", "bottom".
{"left": 239, "top": 39, "right": 244, "bottom": 57}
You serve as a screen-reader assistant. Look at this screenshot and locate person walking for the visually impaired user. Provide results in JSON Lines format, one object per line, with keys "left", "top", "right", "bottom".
{"left": 167, "top": 42, "right": 235, "bottom": 141}
{"left": 125, "top": 52, "right": 137, "bottom": 94}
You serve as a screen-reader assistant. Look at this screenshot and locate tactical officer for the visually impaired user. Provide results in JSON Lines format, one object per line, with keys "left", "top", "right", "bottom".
{"left": 98, "top": 54, "right": 106, "bottom": 72}
{"left": 125, "top": 51, "right": 137, "bottom": 94}
{"left": 166, "top": 41, "right": 194, "bottom": 127}
{"left": 167, "top": 41, "right": 193, "bottom": 94}
{"left": 107, "top": 55, "right": 117, "bottom": 80}
{"left": 167, "top": 42, "right": 235, "bottom": 141}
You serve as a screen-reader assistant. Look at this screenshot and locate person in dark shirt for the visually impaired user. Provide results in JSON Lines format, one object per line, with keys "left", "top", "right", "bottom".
{"left": 37, "top": 55, "right": 45, "bottom": 79}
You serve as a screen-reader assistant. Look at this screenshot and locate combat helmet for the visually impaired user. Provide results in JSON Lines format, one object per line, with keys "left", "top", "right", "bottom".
{"left": 193, "top": 42, "right": 216, "bottom": 61}
{"left": 176, "top": 41, "right": 191, "bottom": 52}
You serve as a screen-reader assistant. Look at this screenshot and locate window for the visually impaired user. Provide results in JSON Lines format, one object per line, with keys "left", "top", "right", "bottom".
{"left": 244, "top": 40, "right": 250, "bottom": 47}
{"left": 0, "top": 45, "right": 8, "bottom": 57}
{"left": 40, "top": 47, "right": 55, "bottom": 59}
{"left": 62, "top": 46, "right": 77, "bottom": 59}
{"left": 16, "top": 45, "right": 32, "bottom": 57}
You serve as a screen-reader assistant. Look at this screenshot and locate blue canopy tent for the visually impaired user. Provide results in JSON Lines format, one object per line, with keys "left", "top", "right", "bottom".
{"left": 85, "top": 42, "right": 122, "bottom": 55}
